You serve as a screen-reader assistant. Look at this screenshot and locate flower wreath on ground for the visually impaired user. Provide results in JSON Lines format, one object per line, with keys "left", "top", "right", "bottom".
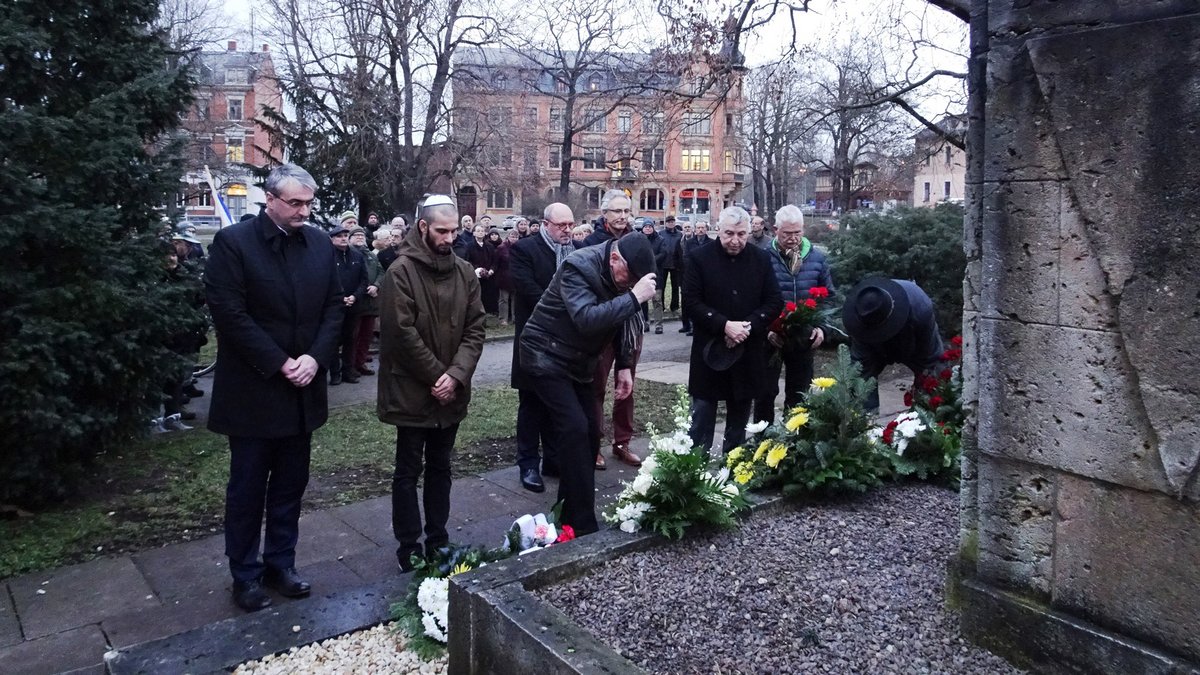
{"left": 605, "top": 386, "right": 749, "bottom": 539}
{"left": 390, "top": 509, "right": 577, "bottom": 658}
{"left": 729, "top": 345, "right": 891, "bottom": 496}
{"left": 878, "top": 335, "right": 964, "bottom": 486}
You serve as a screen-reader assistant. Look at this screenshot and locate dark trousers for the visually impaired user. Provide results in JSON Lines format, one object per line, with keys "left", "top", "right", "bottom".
{"left": 392, "top": 425, "right": 457, "bottom": 562}
{"left": 352, "top": 314, "right": 376, "bottom": 370}
{"left": 516, "top": 389, "right": 559, "bottom": 473}
{"left": 225, "top": 434, "right": 312, "bottom": 582}
{"left": 754, "top": 346, "right": 815, "bottom": 425}
{"left": 534, "top": 375, "right": 601, "bottom": 534}
{"left": 331, "top": 312, "right": 359, "bottom": 378}
{"left": 689, "top": 398, "right": 753, "bottom": 454}
{"left": 661, "top": 267, "right": 681, "bottom": 312}
{"left": 592, "top": 340, "right": 640, "bottom": 454}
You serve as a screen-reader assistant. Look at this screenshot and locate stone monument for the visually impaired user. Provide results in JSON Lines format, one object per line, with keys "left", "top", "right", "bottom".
{"left": 957, "top": 2, "right": 1200, "bottom": 672}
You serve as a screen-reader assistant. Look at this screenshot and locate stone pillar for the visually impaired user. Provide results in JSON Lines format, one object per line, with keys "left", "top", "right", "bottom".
{"left": 958, "top": 2, "right": 1200, "bottom": 672}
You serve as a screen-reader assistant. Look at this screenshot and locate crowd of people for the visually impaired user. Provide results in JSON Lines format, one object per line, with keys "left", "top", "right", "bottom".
{"left": 196, "top": 163, "right": 946, "bottom": 612}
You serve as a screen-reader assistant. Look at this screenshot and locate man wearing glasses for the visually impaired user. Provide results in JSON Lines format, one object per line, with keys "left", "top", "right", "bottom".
{"left": 509, "top": 203, "right": 579, "bottom": 492}
{"left": 581, "top": 190, "right": 645, "bottom": 469}
{"left": 205, "top": 163, "right": 344, "bottom": 612}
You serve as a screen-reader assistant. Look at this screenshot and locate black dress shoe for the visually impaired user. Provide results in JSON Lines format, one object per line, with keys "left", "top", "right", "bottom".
{"left": 183, "top": 385, "right": 204, "bottom": 398}
{"left": 264, "top": 567, "right": 311, "bottom": 598}
{"left": 521, "top": 468, "right": 545, "bottom": 493}
{"left": 678, "top": 326, "right": 690, "bottom": 333}
{"left": 342, "top": 373, "right": 360, "bottom": 384}
{"left": 180, "top": 410, "right": 197, "bottom": 421}
{"left": 232, "top": 579, "right": 272, "bottom": 611}
{"left": 330, "top": 374, "right": 342, "bottom": 386}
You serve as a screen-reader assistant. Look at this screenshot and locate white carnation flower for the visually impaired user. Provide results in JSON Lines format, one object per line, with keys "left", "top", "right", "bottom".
{"left": 745, "top": 420, "right": 769, "bottom": 434}
{"left": 620, "top": 519, "right": 640, "bottom": 533}
{"left": 631, "top": 473, "right": 654, "bottom": 496}
{"left": 721, "top": 483, "right": 739, "bottom": 497}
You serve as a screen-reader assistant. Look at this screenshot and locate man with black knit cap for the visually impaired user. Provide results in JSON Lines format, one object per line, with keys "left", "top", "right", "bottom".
{"left": 842, "top": 277, "right": 944, "bottom": 411}
{"left": 518, "top": 231, "right": 658, "bottom": 535}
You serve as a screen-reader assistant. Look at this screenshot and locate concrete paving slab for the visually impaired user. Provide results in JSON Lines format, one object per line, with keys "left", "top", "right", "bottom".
{"left": 339, "top": 546, "right": 401, "bottom": 585}
{"left": 323, "top": 495, "right": 393, "bottom": 547}
{"left": 9, "top": 557, "right": 159, "bottom": 639}
{"left": 132, "top": 534, "right": 228, "bottom": 601}
{"left": 451, "top": 476, "right": 544, "bottom": 523}
{"left": 102, "top": 585, "right": 236, "bottom": 650}
{"left": 293, "top": 510, "right": 378, "bottom": 568}
{"left": 0, "top": 582, "right": 22, "bottom": 648}
{"left": 0, "top": 624, "right": 108, "bottom": 675}
{"left": 636, "top": 360, "right": 691, "bottom": 385}
{"left": 295, "top": 558, "right": 366, "bottom": 599}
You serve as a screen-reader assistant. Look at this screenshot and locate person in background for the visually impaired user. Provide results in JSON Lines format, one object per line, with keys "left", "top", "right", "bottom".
{"left": 494, "top": 228, "right": 520, "bottom": 327}
{"left": 464, "top": 222, "right": 499, "bottom": 324}
{"left": 349, "top": 226, "right": 383, "bottom": 378}
{"left": 571, "top": 223, "right": 594, "bottom": 242}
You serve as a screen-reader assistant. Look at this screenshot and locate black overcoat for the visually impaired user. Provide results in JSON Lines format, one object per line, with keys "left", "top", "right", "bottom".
{"left": 204, "top": 214, "right": 344, "bottom": 438}
{"left": 508, "top": 234, "right": 576, "bottom": 389}
{"left": 683, "top": 242, "right": 783, "bottom": 402}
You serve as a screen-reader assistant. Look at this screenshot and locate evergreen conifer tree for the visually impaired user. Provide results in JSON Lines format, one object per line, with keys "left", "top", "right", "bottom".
{"left": 0, "top": 0, "right": 195, "bottom": 504}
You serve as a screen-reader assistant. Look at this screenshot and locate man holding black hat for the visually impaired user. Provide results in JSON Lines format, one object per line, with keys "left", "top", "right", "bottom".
{"left": 683, "top": 206, "right": 782, "bottom": 453}
{"left": 842, "top": 277, "right": 944, "bottom": 411}
{"left": 518, "top": 231, "right": 658, "bottom": 534}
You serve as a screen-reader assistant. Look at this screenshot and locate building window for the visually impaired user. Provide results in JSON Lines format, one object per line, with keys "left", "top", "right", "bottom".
{"left": 944, "top": 181, "right": 951, "bottom": 199}
{"left": 582, "top": 147, "right": 607, "bottom": 170}
{"left": 640, "top": 188, "right": 665, "bottom": 211}
{"left": 683, "top": 111, "right": 711, "bottom": 136}
{"left": 555, "top": 79, "right": 568, "bottom": 94}
{"left": 196, "top": 187, "right": 213, "bottom": 207}
{"left": 585, "top": 186, "right": 603, "bottom": 209}
{"left": 643, "top": 111, "right": 664, "bottom": 135}
{"left": 228, "top": 98, "right": 243, "bottom": 121}
{"left": 549, "top": 107, "right": 564, "bottom": 132}
{"left": 525, "top": 106, "right": 538, "bottom": 128}
{"left": 584, "top": 109, "right": 606, "bottom": 133}
{"left": 945, "top": 146, "right": 952, "bottom": 166}
{"left": 482, "top": 145, "right": 511, "bottom": 168}
{"left": 725, "top": 112, "right": 734, "bottom": 135}
{"left": 616, "top": 147, "right": 631, "bottom": 170}
{"left": 724, "top": 149, "right": 735, "bottom": 172}
{"left": 923, "top": 182, "right": 931, "bottom": 203}
{"left": 495, "top": 73, "right": 508, "bottom": 89}
{"left": 487, "top": 107, "right": 512, "bottom": 130}
{"left": 196, "top": 98, "right": 210, "bottom": 120}
{"left": 641, "top": 147, "right": 665, "bottom": 171}
{"left": 226, "top": 183, "right": 247, "bottom": 217}
{"left": 487, "top": 189, "right": 514, "bottom": 209}
{"left": 681, "top": 148, "right": 711, "bottom": 172}
{"left": 549, "top": 145, "right": 562, "bottom": 169}
{"left": 588, "top": 73, "right": 602, "bottom": 91}
{"left": 523, "top": 147, "right": 538, "bottom": 173}
{"left": 226, "top": 137, "right": 244, "bottom": 163}
{"left": 617, "top": 110, "right": 632, "bottom": 133}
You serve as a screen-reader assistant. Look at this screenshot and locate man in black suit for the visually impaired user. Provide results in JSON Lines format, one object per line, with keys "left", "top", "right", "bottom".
{"left": 204, "top": 163, "right": 343, "bottom": 612}
{"left": 509, "top": 202, "right": 577, "bottom": 492}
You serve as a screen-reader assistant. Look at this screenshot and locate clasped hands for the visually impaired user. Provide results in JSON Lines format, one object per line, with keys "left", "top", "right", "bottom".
{"left": 281, "top": 355, "right": 319, "bottom": 387}
{"left": 724, "top": 320, "right": 752, "bottom": 349}
{"left": 431, "top": 373, "right": 460, "bottom": 405}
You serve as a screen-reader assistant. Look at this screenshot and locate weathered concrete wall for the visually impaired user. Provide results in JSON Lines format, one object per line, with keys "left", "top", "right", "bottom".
{"left": 960, "top": 2, "right": 1200, "bottom": 671}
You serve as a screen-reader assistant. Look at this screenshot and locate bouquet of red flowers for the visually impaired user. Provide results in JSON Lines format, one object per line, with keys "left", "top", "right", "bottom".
{"left": 903, "top": 335, "right": 964, "bottom": 430}
{"left": 768, "top": 286, "right": 834, "bottom": 351}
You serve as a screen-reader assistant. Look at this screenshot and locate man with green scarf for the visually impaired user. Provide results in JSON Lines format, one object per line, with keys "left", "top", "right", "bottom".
{"left": 753, "top": 205, "right": 836, "bottom": 425}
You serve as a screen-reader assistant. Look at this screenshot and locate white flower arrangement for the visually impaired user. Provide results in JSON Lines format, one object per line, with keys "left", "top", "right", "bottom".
{"left": 416, "top": 577, "right": 449, "bottom": 642}
{"left": 889, "top": 411, "right": 926, "bottom": 456}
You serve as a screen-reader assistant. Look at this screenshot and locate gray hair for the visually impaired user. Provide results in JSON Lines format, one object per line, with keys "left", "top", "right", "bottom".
{"left": 600, "top": 189, "right": 630, "bottom": 211}
{"left": 374, "top": 228, "right": 392, "bottom": 240}
{"left": 715, "top": 206, "right": 750, "bottom": 230}
{"left": 774, "top": 204, "right": 805, "bottom": 228}
{"left": 264, "top": 163, "right": 317, "bottom": 195}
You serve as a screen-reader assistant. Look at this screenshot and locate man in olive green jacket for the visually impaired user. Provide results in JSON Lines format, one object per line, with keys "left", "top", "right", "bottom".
{"left": 377, "top": 195, "right": 486, "bottom": 571}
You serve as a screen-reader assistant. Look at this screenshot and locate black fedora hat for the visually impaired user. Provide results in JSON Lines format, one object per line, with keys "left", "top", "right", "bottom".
{"left": 703, "top": 337, "right": 745, "bottom": 372}
{"left": 842, "top": 277, "right": 911, "bottom": 344}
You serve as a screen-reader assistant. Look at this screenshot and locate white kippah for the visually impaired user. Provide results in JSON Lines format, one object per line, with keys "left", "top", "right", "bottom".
{"left": 421, "top": 194, "right": 454, "bottom": 207}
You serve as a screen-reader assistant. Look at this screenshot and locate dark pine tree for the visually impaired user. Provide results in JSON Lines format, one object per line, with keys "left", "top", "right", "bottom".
{"left": 0, "top": 0, "right": 195, "bottom": 504}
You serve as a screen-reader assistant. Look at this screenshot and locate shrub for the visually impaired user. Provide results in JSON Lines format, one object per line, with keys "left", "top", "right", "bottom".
{"left": 0, "top": 0, "right": 194, "bottom": 504}
{"left": 827, "top": 204, "right": 966, "bottom": 337}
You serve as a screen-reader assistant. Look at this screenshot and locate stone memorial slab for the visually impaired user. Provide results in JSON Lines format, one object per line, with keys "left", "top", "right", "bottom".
{"left": 8, "top": 557, "right": 158, "bottom": 639}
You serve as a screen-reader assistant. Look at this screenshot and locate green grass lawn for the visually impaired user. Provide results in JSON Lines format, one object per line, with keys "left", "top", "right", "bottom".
{"left": 0, "top": 380, "right": 681, "bottom": 580}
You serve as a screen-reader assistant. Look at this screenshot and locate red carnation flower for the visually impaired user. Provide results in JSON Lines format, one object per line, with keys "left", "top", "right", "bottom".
{"left": 921, "top": 376, "right": 938, "bottom": 393}
{"left": 804, "top": 298, "right": 817, "bottom": 309}
{"left": 785, "top": 302, "right": 797, "bottom": 312}
{"left": 903, "top": 390, "right": 913, "bottom": 407}
{"left": 556, "top": 524, "right": 576, "bottom": 543}
{"left": 929, "top": 395, "right": 944, "bottom": 407}
{"left": 882, "top": 421, "right": 897, "bottom": 445}
{"left": 951, "top": 335, "right": 963, "bottom": 347}
{"left": 940, "top": 368, "right": 953, "bottom": 381}
{"left": 808, "top": 286, "right": 829, "bottom": 299}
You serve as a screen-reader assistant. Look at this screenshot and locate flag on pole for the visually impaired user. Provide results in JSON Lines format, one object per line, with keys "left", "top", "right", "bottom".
{"left": 203, "top": 165, "right": 234, "bottom": 228}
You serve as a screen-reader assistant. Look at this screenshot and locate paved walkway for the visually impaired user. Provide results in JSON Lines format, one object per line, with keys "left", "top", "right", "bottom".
{"left": 0, "top": 332, "right": 913, "bottom": 675}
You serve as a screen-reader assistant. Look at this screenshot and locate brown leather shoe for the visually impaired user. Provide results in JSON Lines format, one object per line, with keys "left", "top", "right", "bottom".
{"left": 613, "top": 444, "right": 642, "bottom": 468}
{"left": 594, "top": 454, "right": 607, "bottom": 470}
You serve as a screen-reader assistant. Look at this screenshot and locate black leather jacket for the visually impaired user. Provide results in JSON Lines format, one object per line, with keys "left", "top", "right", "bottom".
{"left": 519, "top": 242, "right": 641, "bottom": 383}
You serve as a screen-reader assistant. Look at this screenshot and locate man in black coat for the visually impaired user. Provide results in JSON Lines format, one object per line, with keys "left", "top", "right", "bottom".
{"left": 205, "top": 163, "right": 343, "bottom": 612}
{"left": 519, "top": 233, "right": 658, "bottom": 534}
{"left": 684, "top": 207, "right": 783, "bottom": 453}
{"left": 329, "top": 225, "right": 368, "bottom": 385}
{"left": 509, "top": 202, "right": 578, "bottom": 492}
{"left": 653, "top": 215, "right": 683, "bottom": 332}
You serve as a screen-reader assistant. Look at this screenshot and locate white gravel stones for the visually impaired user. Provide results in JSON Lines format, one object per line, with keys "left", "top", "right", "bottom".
{"left": 234, "top": 623, "right": 447, "bottom": 675}
{"left": 538, "top": 484, "right": 1024, "bottom": 674}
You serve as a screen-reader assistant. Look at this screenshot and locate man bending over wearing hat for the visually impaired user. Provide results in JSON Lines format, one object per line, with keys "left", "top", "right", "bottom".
{"left": 842, "top": 277, "right": 944, "bottom": 411}
{"left": 518, "top": 232, "right": 658, "bottom": 534}
{"left": 683, "top": 206, "right": 782, "bottom": 453}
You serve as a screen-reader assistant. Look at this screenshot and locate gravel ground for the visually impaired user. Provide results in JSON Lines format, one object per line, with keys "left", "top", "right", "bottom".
{"left": 234, "top": 623, "right": 446, "bottom": 675}
{"left": 538, "top": 484, "right": 1023, "bottom": 674}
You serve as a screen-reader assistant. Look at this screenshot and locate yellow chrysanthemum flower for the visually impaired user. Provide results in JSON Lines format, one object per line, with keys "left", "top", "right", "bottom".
{"left": 766, "top": 443, "right": 789, "bottom": 468}
{"left": 450, "top": 562, "right": 473, "bottom": 577}
{"left": 811, "top": 377, "right": 837, "bottom": 390}
{"left": 733, "top": 462, "right": 754, "bottom": 485}
{"left": 785, "top": 410, "right": 810, "bottom": 431}
{"left": 727, "top": 447, "right": 746, "bottom": 466}
{"left": 753, "top": 439, "right": 772, "bottom": 462}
